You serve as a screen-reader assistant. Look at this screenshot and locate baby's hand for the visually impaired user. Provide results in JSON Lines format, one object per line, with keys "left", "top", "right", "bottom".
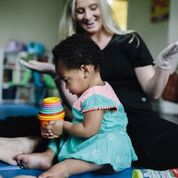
{"left": 41, "top": 120, "right": 63, "bottom": 139}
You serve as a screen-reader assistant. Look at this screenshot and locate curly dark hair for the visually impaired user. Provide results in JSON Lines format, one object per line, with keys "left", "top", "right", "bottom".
{"left": 52, "top": 34, "right": 102, "bottom": 70}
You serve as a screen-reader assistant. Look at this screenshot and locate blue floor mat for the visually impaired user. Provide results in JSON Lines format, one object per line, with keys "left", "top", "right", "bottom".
{"left": 0, "top": 104, "right": 39, "bottom": 120}
{"left": 0, "top": 162, "right": 133, "bottom": 178}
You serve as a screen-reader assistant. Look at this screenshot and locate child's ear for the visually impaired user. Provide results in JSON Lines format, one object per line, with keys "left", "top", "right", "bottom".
{"left": 80, "top": 65, "right": 89, "bottom": 78}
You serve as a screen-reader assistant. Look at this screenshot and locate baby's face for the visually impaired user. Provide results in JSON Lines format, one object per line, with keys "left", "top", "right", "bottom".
{"left": 56, "top": 64, "right": 88, "bottom": 97}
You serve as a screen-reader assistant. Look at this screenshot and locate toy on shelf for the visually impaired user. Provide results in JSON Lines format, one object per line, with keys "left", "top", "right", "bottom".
{"left": 1, "top": 39, "right": 56, "bottom": 104}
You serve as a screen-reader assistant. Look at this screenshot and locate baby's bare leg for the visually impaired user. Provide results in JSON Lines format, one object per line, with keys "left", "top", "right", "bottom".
{"left": 38, "top": 159, "right": 102, "bottom": 178}
{"left": 0, "top": 137, "right": 40, "bottom": 165}
{"left": 16, "top": 148, "right": 55, "bottom": 170}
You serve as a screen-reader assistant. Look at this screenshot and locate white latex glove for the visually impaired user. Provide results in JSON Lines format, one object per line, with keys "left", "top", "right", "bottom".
{"left": 19, "top": 59, "right": 56, "bottom": 76}
{"left": 154, "top": 41, "right": 178, "bottom": 71}
{"left": 13, "top": 176, "right": 37, "bottom": 178}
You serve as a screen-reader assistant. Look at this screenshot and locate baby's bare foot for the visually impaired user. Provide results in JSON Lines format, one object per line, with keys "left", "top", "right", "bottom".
{"left": 0, "top": 137, "right": 40, "bottom": 165}
{"left": 16, "top": 149, "right": 54, "bottom": 170}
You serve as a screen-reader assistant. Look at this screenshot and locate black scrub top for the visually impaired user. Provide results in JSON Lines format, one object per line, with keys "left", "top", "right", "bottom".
{"left": 101, "top": 33, "right": 154, "bottom": 111}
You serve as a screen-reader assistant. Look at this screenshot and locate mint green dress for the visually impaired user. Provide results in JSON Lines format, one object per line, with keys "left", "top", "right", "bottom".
{"left": 48, "top": 82, "right": 137, "bottom": 171}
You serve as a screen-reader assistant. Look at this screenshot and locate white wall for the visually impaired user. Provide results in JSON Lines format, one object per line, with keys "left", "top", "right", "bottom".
{"left": 0, "top": 0, "right": 172, "bottom": 56}
{"left": 168, "top": 0, "right": 178, "bottom": 43}
{"left": 0, "top": 0, "right": 65, "bottom": 51}
{"left": 127, "top": 0, "right": 169, "bottom": 58}
{"left": 168, "top": 0, "right": 178, "bottom": 70}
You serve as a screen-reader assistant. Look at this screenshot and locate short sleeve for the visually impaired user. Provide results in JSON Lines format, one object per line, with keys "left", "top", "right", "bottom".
{"left": 125, "top": 32, "right": 154, "bottom": 67}
{"left": 82, "top": 94, "right": 118, "bottom": 113}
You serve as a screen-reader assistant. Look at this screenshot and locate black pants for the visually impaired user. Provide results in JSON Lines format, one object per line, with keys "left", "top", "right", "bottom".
{"left": 0, "top": 116, "right": 50, "bottom": 151}
{"left": 0, "top": 116, "right": 41, "bottom": 137}
{"left": 127, "top": 109, "right": 178, "bottom": 170}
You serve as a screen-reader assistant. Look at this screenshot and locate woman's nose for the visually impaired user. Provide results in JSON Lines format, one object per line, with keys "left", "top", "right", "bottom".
{"left": 84, "top": 10, "right": 92, "bottom": 19}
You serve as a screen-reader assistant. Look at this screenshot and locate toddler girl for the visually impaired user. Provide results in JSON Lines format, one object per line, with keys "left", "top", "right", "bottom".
{"left": 16, "top": 34, "right": 137, "bottom": 178}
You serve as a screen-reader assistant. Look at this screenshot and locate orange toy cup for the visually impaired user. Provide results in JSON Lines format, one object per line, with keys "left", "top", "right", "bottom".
{"left": 42, "top": 96, "right": 60, "bottom": 104}
{"left": 38, "top": 96, "right": 65, "bottom": 130}
{"left": 38, "top": 111, "right": 65, "bottom": 127}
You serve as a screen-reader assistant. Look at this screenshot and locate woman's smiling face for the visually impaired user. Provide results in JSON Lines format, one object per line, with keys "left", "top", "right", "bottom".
{"left": 75, "top": 0, "right": 103, "bottom": 34}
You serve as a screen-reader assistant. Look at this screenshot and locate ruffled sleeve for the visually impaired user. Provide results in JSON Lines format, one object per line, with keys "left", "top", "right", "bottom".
{"left": 81, "top": 94, "right": 118, "bottom": 113}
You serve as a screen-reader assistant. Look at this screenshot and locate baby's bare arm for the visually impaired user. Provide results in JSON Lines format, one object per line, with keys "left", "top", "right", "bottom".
{"left": 64, "top": 110, "right": 104, "bottom": 138}
{"left": 42, "top": 110, "right": 104, "bottom": 139}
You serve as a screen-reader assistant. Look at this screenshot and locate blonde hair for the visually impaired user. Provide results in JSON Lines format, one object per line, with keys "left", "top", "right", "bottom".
{"left": 59, "top": 0, "right": 132, "bottom": 40}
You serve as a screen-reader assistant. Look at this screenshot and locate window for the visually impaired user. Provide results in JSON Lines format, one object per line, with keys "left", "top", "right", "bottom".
{"left": 107, "top": 0, "right": 128, "bottom": 30}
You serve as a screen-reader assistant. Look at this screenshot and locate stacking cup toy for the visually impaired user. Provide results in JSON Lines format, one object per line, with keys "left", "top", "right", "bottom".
{"left": 38, "top": 97, "right": 65, "bottom": 127}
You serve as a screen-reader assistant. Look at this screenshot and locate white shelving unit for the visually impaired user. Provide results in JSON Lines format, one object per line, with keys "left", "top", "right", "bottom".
{"left": 0, "top": 50, "right": 34, "bottom": 104}
{"left": 0, "top": 48, "right": 4, "bottom": 103}
{"left": 0, "top": 49, "right": 55, "bottom": 104}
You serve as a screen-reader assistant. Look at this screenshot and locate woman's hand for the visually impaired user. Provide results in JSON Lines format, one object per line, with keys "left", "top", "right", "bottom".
{"left": 154, "top": 41, "right": 178, "bottom": 71}
{"left": 136, "top": 41, "right": 178, "bottom": 99}
{"left": 19, "top": 59, "right": 56, "bottom": 76}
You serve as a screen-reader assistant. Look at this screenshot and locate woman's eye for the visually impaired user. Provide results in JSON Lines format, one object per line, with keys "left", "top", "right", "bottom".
{"left": 76, "top": 8, "right": 84, "bottom": 14}
{"left": 62, "top": 78, "right": 68, "bottom": 83}
{"left": 90, "top": 4, "right": 98, "bottom": 10}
